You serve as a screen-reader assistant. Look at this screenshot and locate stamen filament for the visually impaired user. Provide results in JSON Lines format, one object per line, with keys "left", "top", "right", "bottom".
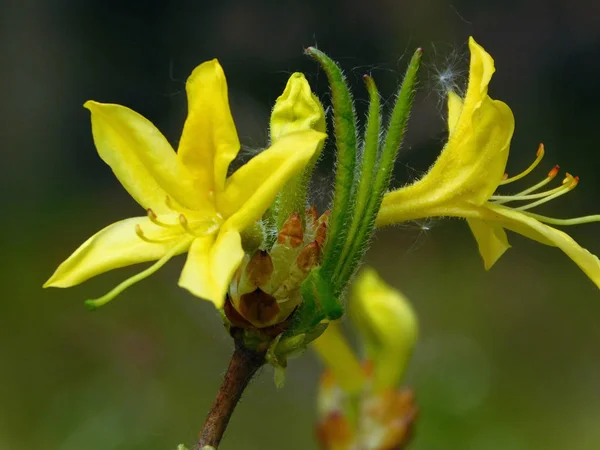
{"left": 147, "top": 208, "right": 178, "bottom": 228}
{"left": 179, "top": 214, "right": 220, "bottom": 237}
{"left": 490, "top": 179, "right": 568, "bottom": 203}
{"left": 84, "top": 237, "right": 193, "bottom": 310}
{"left": 499, "top": 143, "right": 545, "bottom": 185}
{"left": 515, "top": 175, "right": 579, "bottom": 211}
{"left": 521, "top": 211, "right": 600, "bottom": 226}
{"left": 135, "top": 224, "right": 177, "bottom": 244}
{"left": 492, "top": 165, "right": 560, "bottom": 204}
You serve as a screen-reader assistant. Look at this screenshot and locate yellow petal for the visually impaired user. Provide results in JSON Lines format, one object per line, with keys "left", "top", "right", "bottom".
{"left": 377, "top": 38, "right": 514, "bottom": 227}
{"left": 270, "top": 72, "right": 326, "bottom": 142}
{"left": 467, "top": 218, "right": 511, "bottom": 270}
{"left": 456, "top": 37, "right": 497, "bottom": 129}
{"left": 447, "top": 90, "right": 463, "bottom": 133}
{"left": 350, "top": 268, "right": 418, "bottom": 391}
{"left": 44, "top": 216, "right": 188, "bottom": 288}
{"left": 377, "top": 62, "right": 514, "bottom": 226}
{"left": 178, "top": 230, "right": 244, "bottom": 307}
{"left": 218, "top": 130, "right": 327, "bottom": 232}
{"left": 312, "top": 322, "right": 367, "bottom": 394}
{"left": 84, "top": 101, "right": 202, "bottom": 212}
{"left": 484, "top": 204, "right": 600, "bottom": 288}
{"left": 177, "top": 59, "right": 240, "bottom": 193}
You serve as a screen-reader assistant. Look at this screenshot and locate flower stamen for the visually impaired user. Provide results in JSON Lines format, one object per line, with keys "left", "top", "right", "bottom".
{"left": 147, "top": 208, "right": 178, "bottom": 228}
{"left": 515, "top": 174, "right": 579, "bottom": 211}
{"left": 500, "top": 143, "right": 545, "bottom": 185}
{"left": 179, "top": 214, "right": 220, "bottom": 237}
{"left": 491, "top": 165, "right": 560, "bottom": 204}
{"left": 84, "top": 237, "right": 193, "bottom": 310}
{"left": 134, "top": 224, "right": 175, "bottom": 244}
{"left": 135, "top": 223, "right": 177, "bottom": 244}
{"left": 490, "top": 168, "right": 567, "bottom": 203}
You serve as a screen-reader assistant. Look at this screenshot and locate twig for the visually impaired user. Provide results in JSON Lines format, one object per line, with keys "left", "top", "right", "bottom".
{"left": 194, "top": 338, "right": 265, "bottom": 449}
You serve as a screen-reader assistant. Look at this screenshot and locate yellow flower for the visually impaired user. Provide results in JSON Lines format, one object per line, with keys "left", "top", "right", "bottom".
{"left": 377, "top": 37, "right": 600, "bottom": 287}
{"left": 313, "top": 268, "right": 418, "bottom": 450}
{"left": 44, "top": 60, "right": 326, "bottom": 309}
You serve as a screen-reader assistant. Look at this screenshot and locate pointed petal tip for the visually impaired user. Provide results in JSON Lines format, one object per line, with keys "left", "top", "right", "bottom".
{"left": 83, "top": 100, "right": 100, "bottom": 110}
{"left": 43, "top": 273, "right": 69, "bottom": 288}
{"left": 468, "top": 36, "right": 483, "bottom": 50}
{"left": 188, "top": 58, "right": 225, "bottom": 84}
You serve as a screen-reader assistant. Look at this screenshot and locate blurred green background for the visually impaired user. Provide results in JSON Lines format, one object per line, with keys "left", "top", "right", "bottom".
{"left": 2, "top": 0, "right": 600, "bottom": 449}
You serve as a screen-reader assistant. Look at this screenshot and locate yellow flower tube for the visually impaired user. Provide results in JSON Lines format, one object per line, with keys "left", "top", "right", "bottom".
{"left": 377, "top": 37, "right": 600, "bottom": 288}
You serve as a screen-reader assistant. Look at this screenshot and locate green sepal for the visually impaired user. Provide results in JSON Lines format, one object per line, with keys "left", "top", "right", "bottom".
{"left": 333, "top": 75, "right": 381, "bottom": 288}
{"left": 287, "top": 270, "right": 325, "bottom": 336}
{"left": 336, "top": 48, "right": 422, "bottom": 286}
{"left": 304, "top": 47, "right": 358, "bottom": 280}
{"left": 374, "top": 48, "right": 423, "bottom": 195}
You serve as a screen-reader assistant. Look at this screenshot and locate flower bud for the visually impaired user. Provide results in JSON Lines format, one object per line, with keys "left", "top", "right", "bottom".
{"left": 226, "top": 209, "right": 326, "bottom": 330}
{"left": 350, "top": 267, "right": 418, "bottom": 391}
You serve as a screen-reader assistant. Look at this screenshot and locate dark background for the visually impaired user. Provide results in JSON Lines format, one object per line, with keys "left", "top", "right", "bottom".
{"left": 2, "top": 1, "right": 600, "bottom": 449}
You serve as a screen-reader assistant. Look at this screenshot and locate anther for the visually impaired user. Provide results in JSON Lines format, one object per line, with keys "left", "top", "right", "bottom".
{"left": 562, "top": 173, "right": 578, "bottom": 187}
{"left": 548, "top": 165, "right": 560, "bottom": 178}
{"left": 500, "top": 143, "right": 545, "bottom": 185}
{"left": 515, "top": 175, "right": 578, "bottom": 211}
{"left": 536, "top": 142, "right": 545, "bottom": 157}
{"left": 135, "top": 224, "right": 151, "bottom": 242}
{"left": 135, "top": 224, "right": 174, "bottom": 244}
{"left": 491, "top": 179, "right": 573, "bottom": 203}
{"left": 492, "top": 165, "right": 563, "bottom": 204}
{"left": 179, "top": 214, "right": 193, "bottom": 235}
{"left": 147, "top": 208, "right": 177, "bottom": 228}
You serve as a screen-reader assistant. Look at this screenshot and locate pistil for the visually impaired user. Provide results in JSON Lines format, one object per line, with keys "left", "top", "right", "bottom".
{"left": 84, "top": 237, "right": 193, "bottom": 310}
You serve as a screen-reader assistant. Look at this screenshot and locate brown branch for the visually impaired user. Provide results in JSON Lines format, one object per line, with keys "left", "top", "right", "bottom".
{"left": 194, "top": 339, "right": 265, "bottom": 449}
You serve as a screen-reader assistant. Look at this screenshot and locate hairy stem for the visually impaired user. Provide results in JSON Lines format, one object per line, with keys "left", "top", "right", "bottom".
{"left": 195, "top": 339, "right": 265, "bottom": 449}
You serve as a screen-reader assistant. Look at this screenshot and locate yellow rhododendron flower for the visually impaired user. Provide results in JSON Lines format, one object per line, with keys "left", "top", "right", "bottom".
{"left": 313, "top": 268, "right": 418, "bottom": 450}
{"left": 377, "top": 37, "right": 600, "bottom": 287}
{"left": 44, "top": 60, "right": 326, "bottom": 309}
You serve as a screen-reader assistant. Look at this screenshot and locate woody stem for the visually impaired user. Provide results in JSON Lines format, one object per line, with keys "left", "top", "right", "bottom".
{"left": 194, "top": 338, "right": 265, "bottom": 449}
